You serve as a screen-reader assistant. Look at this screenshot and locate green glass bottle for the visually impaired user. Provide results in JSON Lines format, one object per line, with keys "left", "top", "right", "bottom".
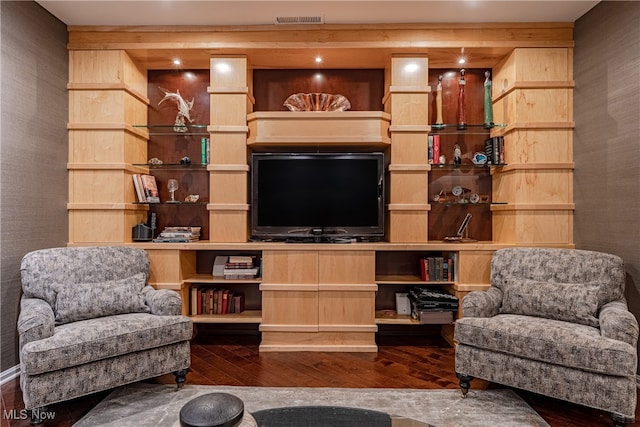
{"left": 201, "top": 137, "right": 208, "bottom": 165}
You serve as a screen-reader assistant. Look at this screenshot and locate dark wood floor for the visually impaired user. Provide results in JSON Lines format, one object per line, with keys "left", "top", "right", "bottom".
{"left": 2, "top": 326, "right": 638, "bottom": 426}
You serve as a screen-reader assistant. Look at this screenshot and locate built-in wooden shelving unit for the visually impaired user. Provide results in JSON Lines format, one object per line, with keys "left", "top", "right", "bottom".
{"left": 66, "top": 23, "right": 575, "bottom": 351}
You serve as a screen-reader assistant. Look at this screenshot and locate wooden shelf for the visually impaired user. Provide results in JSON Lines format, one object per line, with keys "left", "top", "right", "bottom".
{"left": 246, "top": 111, "right": 391, "bottom": 146}
{"left": 184, "top": 274, "right": 261, "bottom": 284}
{"left": 375, "top": 311, "right": 455, "bottom": 325}
{"left": 375, "top": 311, "right": 419, "bottom": 325}
{"left": 376, "top": 274, "right": 453, "bottom": 285}
{"left": 191, "top": 310, "right": 262, "bottom": 324}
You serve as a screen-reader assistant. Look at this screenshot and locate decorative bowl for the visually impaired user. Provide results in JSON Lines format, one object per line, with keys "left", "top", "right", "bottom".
{"left": 283, "top": 93, "right": 351, "bottom": 112}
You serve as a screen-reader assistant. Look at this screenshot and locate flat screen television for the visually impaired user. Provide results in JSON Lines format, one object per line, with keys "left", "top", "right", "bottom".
{"left": 251, "top": 152, "right": 385, "bottom": 242}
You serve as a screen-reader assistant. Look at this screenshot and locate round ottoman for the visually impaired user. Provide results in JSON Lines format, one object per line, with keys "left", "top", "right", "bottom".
{"left": 179, "top": 392, "right": 256, "bottom": 427}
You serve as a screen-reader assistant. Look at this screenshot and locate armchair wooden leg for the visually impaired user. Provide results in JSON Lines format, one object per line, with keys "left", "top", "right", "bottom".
{"left": 610, "top": 413, "right": 634, "bottom": 426}
{"left": 456, "top": 373, "right": 474, "bottom": 398}
{"left": 174, "top": 369, "right": 189, "bottom": 390}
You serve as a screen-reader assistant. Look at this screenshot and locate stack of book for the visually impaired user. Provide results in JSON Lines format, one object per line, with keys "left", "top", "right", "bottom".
{"left": 190, "top": 287, "right": 245, "bottom": 315}
{"left": 408, "top": 286, "right": 459, "bottom": 324}
{"left": 152, "top": 226, "right": 201, "bottom": 242}
{"left": 212, "top": 255, "right": 260, "bottom": 279}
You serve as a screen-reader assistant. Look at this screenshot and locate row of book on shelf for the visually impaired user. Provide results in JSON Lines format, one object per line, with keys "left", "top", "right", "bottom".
{"left": 190, "top": 287, "right": 245, "bottom": 316}
{"left": 212, "top": 255, "right": 260, "bottom": 279}
{"left": 420, "top": 254, "right": 456, "bottom": 282}
{"left": 484, "top": 136, "right": 505, "bottom": 165}
{"left": 427, "top": 134, "right": 505, "bottom": 165}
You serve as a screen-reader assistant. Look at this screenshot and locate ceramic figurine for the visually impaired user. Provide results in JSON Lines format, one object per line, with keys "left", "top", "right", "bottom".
{"left": 453, "top": 144, "right": 462, "bottom": 165}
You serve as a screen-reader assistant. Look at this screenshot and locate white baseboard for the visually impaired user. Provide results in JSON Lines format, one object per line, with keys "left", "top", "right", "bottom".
{"left": 0, "top": 365, "right": 20, "bottom": 386}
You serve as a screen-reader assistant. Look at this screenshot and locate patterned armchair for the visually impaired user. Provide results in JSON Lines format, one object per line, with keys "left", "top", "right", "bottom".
{"left": 18, "top": 246, "right": 192, "bottom": 421}
{"left": 454, "top": 247, "right": 638, "bottom": 426}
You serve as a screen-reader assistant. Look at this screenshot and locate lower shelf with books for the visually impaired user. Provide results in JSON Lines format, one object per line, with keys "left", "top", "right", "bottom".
{"left": 185, "top": 275, "right": 262, "bottom": 324}
{"left": 374, "top": 250, "right": 459, "bottom": 326}
{"left": 375, "top": 284, "right": 458, "bottom": 326}
{"left": 184, "top": 250, "right": 263, "bottom": 324}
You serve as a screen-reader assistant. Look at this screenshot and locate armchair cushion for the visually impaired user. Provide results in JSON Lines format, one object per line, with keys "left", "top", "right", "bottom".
{"left": 500, "top": 277, "right": 600, "bottom": 327}
{"left": 21, "top": 312, "right": 192, "bottom": 376}
{"left": 454, "top": 314, "right": 637, "bottom": 377}
{"left": 52, "top": 273, "right": 150, "bottom": 325}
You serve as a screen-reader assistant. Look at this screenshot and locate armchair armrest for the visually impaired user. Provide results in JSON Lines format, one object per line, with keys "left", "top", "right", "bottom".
{"left": 461, "top": 287, "right": 503, "bottom": 318}
{"left": 142, "top": 286, "right": 183, "bottom": 315}
{"left": 18, "top": 297, "right": 54, "bottom": 349}
{"left": 599, "top": 299, "right": 639, "bottom": 348}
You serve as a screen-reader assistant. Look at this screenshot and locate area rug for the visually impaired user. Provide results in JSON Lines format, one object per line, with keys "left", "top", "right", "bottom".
{"left": 73, "top": 383, "right": 550, "bottom": 427}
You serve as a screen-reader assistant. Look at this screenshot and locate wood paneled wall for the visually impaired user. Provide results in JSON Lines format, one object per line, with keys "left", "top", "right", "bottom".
{"left": 252, "top": 69, "right": 385, "bottom": 111}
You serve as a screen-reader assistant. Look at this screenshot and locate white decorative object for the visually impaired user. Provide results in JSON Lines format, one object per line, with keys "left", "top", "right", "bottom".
{"left": 283, "top": 93, "right": 351, "bottom": 112}
{"left": 158, "top": 87, "right": 194, "bottom": 132}
{"left": 453, "top": 144, "right": 462, "bottom": 165}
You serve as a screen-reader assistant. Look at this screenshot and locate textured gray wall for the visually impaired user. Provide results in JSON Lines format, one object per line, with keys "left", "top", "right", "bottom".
{"left": 574, "top": 1, "right": 640, "bottom": 362}
{"left": 0, "top": 1, "right": 68, "bottom": 370}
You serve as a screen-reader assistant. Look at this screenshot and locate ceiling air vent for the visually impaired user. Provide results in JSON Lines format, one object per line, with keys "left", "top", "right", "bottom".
{"left": 275, "top": 16, "right": 324, "bottom": 25}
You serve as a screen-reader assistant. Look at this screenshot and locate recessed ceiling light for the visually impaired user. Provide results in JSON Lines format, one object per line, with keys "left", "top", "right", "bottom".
{"left": 458, "top": 47, "right": 466, "bottom": 65}
{"left": 172, "top": 59, "right": 181, "bottom": 66}
{"left": 404, "top": 62, "right": 420, "bottom": 73}
{"left": 315, "top": 56, "right": 322, "bottom": 63}
{"left": 215, "top": 62, "right": 231, "bottom": 73}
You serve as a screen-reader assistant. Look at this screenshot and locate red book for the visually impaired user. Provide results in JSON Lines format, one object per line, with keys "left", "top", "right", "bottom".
{"left": 432, "top": 135, "right": 440, "bottom": 164}
{"left": 221, "top": 290, "right": 229, "bottom": 314}
{"left": 420, "top": 258, "right": 429, "bottom": 281}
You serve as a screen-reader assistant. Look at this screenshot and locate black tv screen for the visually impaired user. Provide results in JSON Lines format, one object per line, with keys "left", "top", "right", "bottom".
{"left": 251, "top": 153, "right": 385, "bottom": 241}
